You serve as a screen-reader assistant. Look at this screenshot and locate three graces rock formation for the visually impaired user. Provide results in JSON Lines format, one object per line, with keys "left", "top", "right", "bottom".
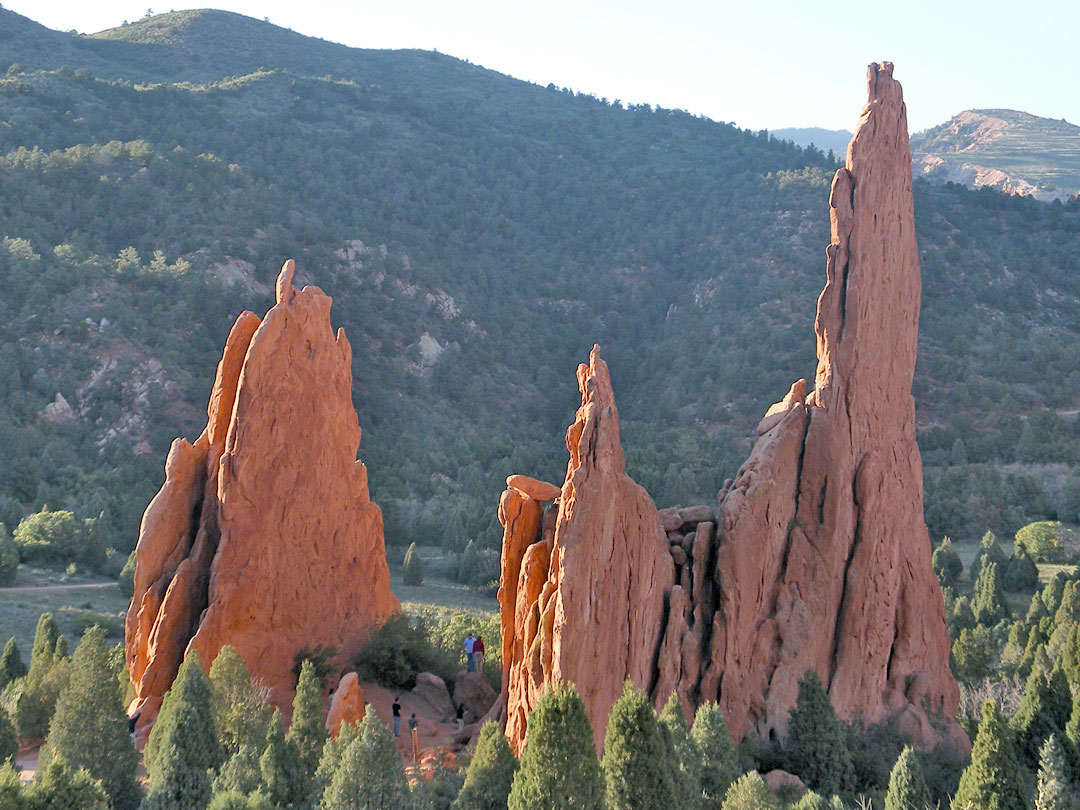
{"left": 125, "top": 261, "right": 398, "bottom": 731}
{"left": 127, "top": 63, "right": 966, "bottom": 756}
{"left": 498, "top": 63, "right": 968, "bottom": 754}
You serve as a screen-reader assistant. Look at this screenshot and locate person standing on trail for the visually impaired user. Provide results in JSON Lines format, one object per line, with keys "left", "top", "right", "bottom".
{"left": 474, "top": 634, "right": 486, "bottom": 671}
{"left": 392, "top": 697, "right": 402, "bottom": 737}
{"left": 463, "top": 633, "right": 476, "bottom": 672}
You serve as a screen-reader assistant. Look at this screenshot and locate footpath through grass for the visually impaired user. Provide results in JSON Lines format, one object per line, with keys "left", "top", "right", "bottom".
{"left": 0, "top": 567, "right": 128, "bottom": 653}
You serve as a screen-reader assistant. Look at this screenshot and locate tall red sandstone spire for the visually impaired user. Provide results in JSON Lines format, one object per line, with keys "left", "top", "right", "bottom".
{"left": 125, "top": 260, "right": 399, "bottom": 733}
{"left": 498, "top": 63, "right": 967, "bottom": 754}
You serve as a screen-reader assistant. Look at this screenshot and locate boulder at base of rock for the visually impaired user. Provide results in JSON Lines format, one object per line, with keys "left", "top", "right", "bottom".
{"left": 327, "top": 672, "right": 365, "bottom": 736}
{"left": 453, "top": 670, "right": 497, "bottom": 722}
{"left": 411, "top": 672, "right": 456, "bottom": 722}
{"left": 125, "top": 260, "right": 399, "bottom": 735}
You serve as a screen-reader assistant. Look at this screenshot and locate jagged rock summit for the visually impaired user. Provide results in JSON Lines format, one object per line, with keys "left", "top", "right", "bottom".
{"left": 498, "top": 345, "right": 673, "bottom": 753}
{"left": 125, "top": 260, "right": 399, "bottom": 734}
{"left": 497, "top": 63, "right": 966, "bottom": 755}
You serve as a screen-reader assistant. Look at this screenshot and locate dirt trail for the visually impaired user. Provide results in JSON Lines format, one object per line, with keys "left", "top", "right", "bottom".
{"left": 0, "top": 582, "right": 116, "bottom": 594}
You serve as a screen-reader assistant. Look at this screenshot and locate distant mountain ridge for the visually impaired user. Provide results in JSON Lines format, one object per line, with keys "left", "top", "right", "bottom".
{"left": 0, "top": 7, "right": 1078, "bottom": 559}
{"left": 771, "top": 127, "right": 853, "bottom": 156}
{"left": 911, "top": 108, "right": 1080, "bottom": 201}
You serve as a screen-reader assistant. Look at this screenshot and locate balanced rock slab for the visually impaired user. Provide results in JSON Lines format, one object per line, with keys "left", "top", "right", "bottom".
{"left": 125, "top": 260, "right": 399, "bottom": 733}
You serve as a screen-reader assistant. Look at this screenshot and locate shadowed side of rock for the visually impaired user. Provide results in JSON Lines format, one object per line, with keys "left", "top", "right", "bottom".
{"left": 125, "top": 260, "right": 399, "bottom": 735}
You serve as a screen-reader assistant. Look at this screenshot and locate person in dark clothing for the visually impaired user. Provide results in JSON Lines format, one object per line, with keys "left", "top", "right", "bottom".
{"left": 392, "top": 697, "right": 402, "bottom": 737}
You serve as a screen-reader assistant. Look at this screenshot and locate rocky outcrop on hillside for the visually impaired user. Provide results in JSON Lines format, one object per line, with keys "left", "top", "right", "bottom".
{"left": 124, "top": 260, "right": 399, "bottom": 734}
{"left": 497, "top": 63, "right": 966, "bottom": 755}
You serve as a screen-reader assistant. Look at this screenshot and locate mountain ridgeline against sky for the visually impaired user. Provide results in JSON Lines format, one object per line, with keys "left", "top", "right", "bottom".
{"left": 0, "top": 8, "right": 1079, "bottom": 565}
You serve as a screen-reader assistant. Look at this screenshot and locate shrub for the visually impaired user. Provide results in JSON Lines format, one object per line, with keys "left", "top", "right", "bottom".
{"left": 24, "top": 759, "right": 108, "bottom": 810}
{"left": 117, "top": 550, "right": 136, "bottom": 599}
{"left": 287, "top": 660, "right": 327, "bottom": 781}
{"left": 1003, "top": 548, "right": 1039, "bottom": 592}
{"left": 402, "top": 542, "right": 424, "bottom": 586}
{"left": 1015, "top": 521, "right": 1065, "bottom": 563}
{"left": 658, "top": 693, "right": 700, "bottom": 809}
{"left": 354, "top": 613, "right": 456, "bottom": 689}
{"left": 13, "top": 508, "right": 105, "bottom": 571}
{"left": 932, "top": 537, "right": 962, "bottom": 588}
{"left": 320, "top": 711, "right": 409, "bottom": 810}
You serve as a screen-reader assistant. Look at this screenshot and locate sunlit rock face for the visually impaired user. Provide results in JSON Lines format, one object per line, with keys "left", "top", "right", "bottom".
{"left": 497, "top": 64, "right": 967, "bottom": 756}
{"left": 125, "top": 260, "right": 399, "bottom": 734}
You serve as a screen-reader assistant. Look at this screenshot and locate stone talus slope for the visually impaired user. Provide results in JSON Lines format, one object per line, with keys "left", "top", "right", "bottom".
{"left": 498, "top": 346, "right": 674, "bottom": 753}
{"left": 125, "top": 260, "right": 399, "bottom": 732}
{"left": 498, "top": 63, "right": 966, "bottom": 755}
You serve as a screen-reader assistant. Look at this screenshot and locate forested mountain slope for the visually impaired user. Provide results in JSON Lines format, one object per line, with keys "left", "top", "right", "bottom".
{"left": 0, "top": 9, "right": 1078, "bottom": 568}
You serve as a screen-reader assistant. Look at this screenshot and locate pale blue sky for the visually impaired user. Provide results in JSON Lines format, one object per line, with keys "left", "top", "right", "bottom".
{"left": 6, "top": 0, "right": 1077, "bottom": 134}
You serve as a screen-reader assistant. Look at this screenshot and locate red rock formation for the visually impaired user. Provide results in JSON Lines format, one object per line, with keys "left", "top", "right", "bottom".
{"left": 499, "top": 347, "right": 674, "bottom": 753}
{"left": 702, "top": 63, "right": 965, "bottom": 753}
{"left": 125, "top": 260, "right": 399, "bottom": 733}
{"left": 498, "top": 64, "right": 966, "bottom": 755}
{"left": 327, "top": 673, "right": 365, "bottom": 736}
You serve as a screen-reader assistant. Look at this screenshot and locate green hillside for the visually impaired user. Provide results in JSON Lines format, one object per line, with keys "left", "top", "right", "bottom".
{"left": 0, "top": 9, "right": 1078, "bottom": 576}
{"left": 911, "top": 108, "right": 1080, "bottom": 201}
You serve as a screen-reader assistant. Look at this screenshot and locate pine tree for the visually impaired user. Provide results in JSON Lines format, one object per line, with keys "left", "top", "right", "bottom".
{"left": 691, "top": 701, "right": 738, "bottom": 810}
{"left": 15, "top": 616, "right": 70, "bottom": 745}
{"left": 288, "top": 660, "right": 328, "bottom": 779}
{"left": 24, "top": 759, "right": 109, "bottom": 810}
{"left": 973, "top": 531, "right": 1006, "bottom": 577}
{"left": 719, "top": 771, "right": 779, "bottom": 810}
{"left": 208, "top": 646, "right": 272, "bottom": 756}
{"left": 1046, "top": 664, "right": 1072, "bottom": 730}
{"left": 142, "top": 651, "right": 223, "bottom": 810}
{"left": 211, "top": 744, "right": 265, "bottom": 797}
{"left": 951, "top": 700, "right": 1026, "bottom": 810}
{"left": 308, "top": 717, "right": 359, "bottom": 809}
{"left": 507, "top": 682, "right": 603, "bottom": 810}
{"left": 402, "top": 542, "right": 424, "bottom": 586}
{"left": 0, "top": 707, "right": 16, "bottom": 767}
{"left": 883, "top": 746, "right": 930, "bottom": 810}
{"left": 320, "top": 710, "right": 409, "bottom": 810}
{"left": 207, "top": 792, "right": 274, "bottom": 810}
{"left": 0, "top": 762, "right": 24, "bottom": 810}
{"left": 785, "top": 670, "right": 853, "bottom": 795}
{"left": 0, "top": 637, "right": 26, "bottom": 689}
{"left": 1035, "top": 735, "right": 1078, "bottom": 810}
{"left": 1014, "top": 666, "right": 1059, "bottom": 770}
{"left": 260, "top": 709, "right": 307, "bottom": 809}
{"left": 658, "top": 693, "right": 700, "bottom": 810}
{"left": 453, "top": 721, "right": 517, "bottom": 810}
{"left": 792, "top": 792, "right": 843, "bottom": 810}
{"left": 39, "top": 626, "right": 140, "bottom": 810}
{"left": 600, "top": 681, "right": 675, "bottom": 810}
{"left": 973, "top": 561, "right": 1009, "bottom": 626}
{"left": 30, "top": 613, "right": 59, "bottom": 664}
